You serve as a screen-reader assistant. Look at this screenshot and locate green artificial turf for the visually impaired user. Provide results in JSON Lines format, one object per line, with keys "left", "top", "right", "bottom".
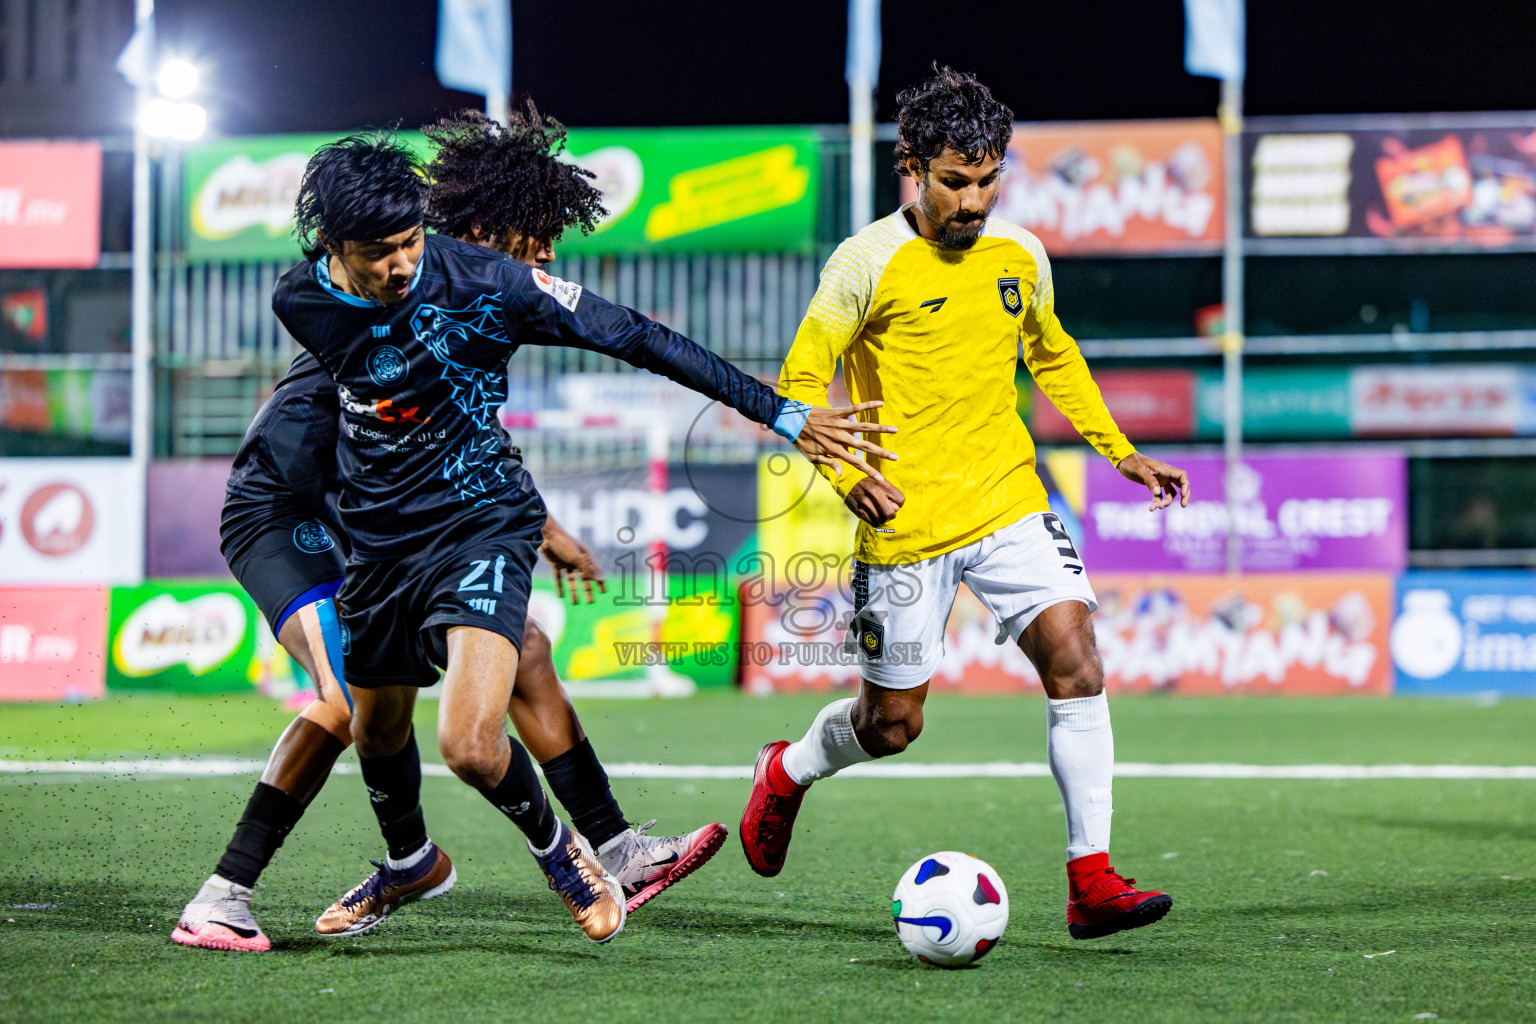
{"left": 3, "top": 692, "right": 1534, "bottom": 1023}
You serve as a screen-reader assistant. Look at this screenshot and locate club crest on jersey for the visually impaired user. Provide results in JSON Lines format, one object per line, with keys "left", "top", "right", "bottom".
{"left": 367, "top": 345, "right": 408, "bottom": 385}
{"left": 292, "top": 521, "right": 335, "bottom": 554}
{"left": 997, "top": 277, "right": 1023, "bottom": 318}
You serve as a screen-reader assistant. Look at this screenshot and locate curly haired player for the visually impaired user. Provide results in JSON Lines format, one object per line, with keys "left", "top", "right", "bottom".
{"left": 225, "top": 114, "right": 892, "bottom": 947}
{"left": 171, "top": 104, "right": 865, "bottom": 951}
{"left": 739, "top": 67, "right": 1190, "bottom": 941}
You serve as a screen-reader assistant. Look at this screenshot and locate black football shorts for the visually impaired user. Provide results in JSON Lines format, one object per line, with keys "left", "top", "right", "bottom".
{"left": 221, "top": 492, "right": 346, "bottom": 635}
{"left": 337, "top": 498, "right": 545, "bottom": 689}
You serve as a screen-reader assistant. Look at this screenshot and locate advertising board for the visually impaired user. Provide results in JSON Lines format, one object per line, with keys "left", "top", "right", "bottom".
{"left": 0, "top": 142, "right": 102, "bottom": 269}
{"left": 183, "top": 127, "right": 819, "bottom": 262}
{"left": 1392, "top": 570, "right": 1536, "bottom": 695}
{"left": 0, "top": 586, "right": 108, "bottom": 701}
{"left": 1084, "top": 454, "right": 1407, "bottom": 573}
{"left": 0, "top": 459, "right": 144, "bottom": 585}
{"left": 738, "top": 572, "right": 1393, "bottom": 696}
{"left": 901, "top": 120, "right": 1225, "bottom": 255}
{"left": 107, "top": 581, "right": 260, "bottom": 694}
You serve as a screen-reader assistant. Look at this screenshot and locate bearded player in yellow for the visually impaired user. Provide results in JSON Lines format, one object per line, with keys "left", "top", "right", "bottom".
{"left": 739, "top": 67, "right": 1191, "bottom": 941}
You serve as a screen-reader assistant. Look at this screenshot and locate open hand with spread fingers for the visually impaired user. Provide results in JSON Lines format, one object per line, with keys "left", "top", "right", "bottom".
{"left": 1116, "top": 452, "right": 1191, "bottom": 512}
{"left": 791, "top": 401, "right": 898, "bottom": 481}
{"left": 540, "top": 516, "right": 606, "bottom": 604}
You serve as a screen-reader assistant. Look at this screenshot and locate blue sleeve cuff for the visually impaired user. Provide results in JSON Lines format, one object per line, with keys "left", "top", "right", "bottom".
{"left": 771, "top": 399, "right": 811, "bottom": 442}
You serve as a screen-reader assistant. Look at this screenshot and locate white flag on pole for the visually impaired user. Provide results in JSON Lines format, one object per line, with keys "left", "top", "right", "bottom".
{"left": 1184, "top": 0, "right": 1244, "bottom": 82}
{"left": 435, "top": 0, "right": 511, "bottom": 99}
{"left": 116, "top": 23, "right": 152, "bottom": 86}
{"left": 845, "top": 0, "right": 881, "bottom": 87}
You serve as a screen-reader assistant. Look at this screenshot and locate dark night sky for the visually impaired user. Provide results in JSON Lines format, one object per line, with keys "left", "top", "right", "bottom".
{"left": 155, "top": 0, "right": 1536, "bottom": 137}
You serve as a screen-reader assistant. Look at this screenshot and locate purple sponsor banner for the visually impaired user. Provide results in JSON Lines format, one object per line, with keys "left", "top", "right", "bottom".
{"left": 146, "top": 458, "right": 234, "bottom": 579}
{"left": 1084, "top": 454, "right": 1406, "bottom": 573}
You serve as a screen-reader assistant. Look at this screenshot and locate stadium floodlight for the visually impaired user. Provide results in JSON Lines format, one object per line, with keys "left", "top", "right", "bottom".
{"left": 140, "top": 97, "right": 207, "bottom": 140}
{"left": 156, "top": 57, "right": 199, "bottom": 99}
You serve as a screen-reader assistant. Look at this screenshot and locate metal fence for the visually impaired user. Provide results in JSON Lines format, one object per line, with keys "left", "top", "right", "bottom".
{"left": 153, "top": 250, "right": 829, "bottom": 458}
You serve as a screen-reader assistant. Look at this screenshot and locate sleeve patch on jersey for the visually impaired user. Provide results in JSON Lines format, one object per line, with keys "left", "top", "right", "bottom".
{"left": 532, "top": 269, "right": 583, "bottom": 312}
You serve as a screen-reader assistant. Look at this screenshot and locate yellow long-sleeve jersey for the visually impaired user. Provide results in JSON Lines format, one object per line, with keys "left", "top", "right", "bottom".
{"left": 780, "top": 205, "right": 1136, "bottom": 564}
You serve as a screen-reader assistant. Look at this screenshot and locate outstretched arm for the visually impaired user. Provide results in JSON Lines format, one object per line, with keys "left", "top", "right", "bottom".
{"left": 1019, "top": 244, "right": 1188, "bottom": 509}
{"left": 505, "top": 269, "right": 894, "bottom": 474}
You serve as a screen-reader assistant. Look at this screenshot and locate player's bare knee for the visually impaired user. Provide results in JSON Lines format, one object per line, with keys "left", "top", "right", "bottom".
{"left": 1044, "top": 642, "right": 1104, "bottom": 699}
{"left": 300, "top": 696, "right": 353, "bottom": 745}
{"left": 853, "top": 698, "right": 923, "bottom": 757}
{"left": 437, "top": 724, "right": 506, "bottom": 787}
{"left": 521, "top": 620, "right": 550, "bottom": 665}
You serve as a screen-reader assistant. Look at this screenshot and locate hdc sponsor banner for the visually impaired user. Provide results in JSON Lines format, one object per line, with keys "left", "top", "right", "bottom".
{"left": 1085, "top": 454, "right": 1407, "bottom": 573}
{"left": 1391, "top": 570, "right": 1536, "bottom": 695}
{"left": 107, "top": 581, "right": 261, "bottom": 694}
{"left": 737, "top": 572, "right": 1392, "bottom": 696}
{"left": 0, "top": 459, "right": 144, "bottom": 585}
{"left": 0, "top": 142, "right": 102, "bottom": 269}
{"left": 900, "top": 120, "right": 1224, "bottom": 255}
{"left": 0, "top": 587, "right": 108, "bottom": 701}
{"left": 1247, "top": 119, "right": 1536, "bottom": 249}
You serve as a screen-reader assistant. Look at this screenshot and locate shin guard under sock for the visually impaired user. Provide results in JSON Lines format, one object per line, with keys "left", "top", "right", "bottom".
{"left": 540, "top": 738, "right": 627, "bottom": 850}
{"left": 359, "top": 728, "right": 428, "bottom": 859}
{"left": 475, "top": 735, "right": 558, "bottom": 850}
{"left": 213, "top": 782, "right": 305, "bottom": 888}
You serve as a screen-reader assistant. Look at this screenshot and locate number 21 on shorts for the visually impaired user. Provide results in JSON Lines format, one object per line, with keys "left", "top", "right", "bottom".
{"left": 459, "top": 555, "right": 505, "bottom": 614}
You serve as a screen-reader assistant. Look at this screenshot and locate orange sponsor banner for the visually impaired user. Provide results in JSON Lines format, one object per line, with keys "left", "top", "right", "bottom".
{"left": 0, "top": 586, "right": 108, "bottom": 701}
{"left": 739, "top": 573, "right": 1392, "bottom": 696}
{"left": 897, "top": 120, "right": 1224, "bottom": 255}
{"left": 1093, "top": 573, "right": 1393, "bottom": 695}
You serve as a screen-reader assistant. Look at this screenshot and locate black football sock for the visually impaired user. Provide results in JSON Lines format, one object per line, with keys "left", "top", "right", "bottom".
{"left": 475, "top": 736, "right": 558, "bottom": 850}
{"left": 359, "top": 728, "right": 429, "bottom": 860}
{"left": 213, "top": 782, "right": 306, "bottom": 888}
{"left": 540, "top": 738, "right": 628, "bottom": 850}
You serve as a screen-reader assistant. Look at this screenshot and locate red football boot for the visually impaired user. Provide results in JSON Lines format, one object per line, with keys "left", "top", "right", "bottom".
{"left": 739, "top": 741, "right": 807, "bottom": 877}
{"left": 1066, "top": 852, "right": 1173, "bottom": 939}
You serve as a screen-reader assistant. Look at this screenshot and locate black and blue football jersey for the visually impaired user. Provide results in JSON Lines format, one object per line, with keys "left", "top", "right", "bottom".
{"left": 272, "top": 233, "right": 797, "bottom": 560}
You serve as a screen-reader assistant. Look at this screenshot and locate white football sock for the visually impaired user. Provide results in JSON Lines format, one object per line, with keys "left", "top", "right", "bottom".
{"left": 1046, "top": 693, "right": 1114, "bottom": 861}
{"left": 781, "top": 697, "right": 875, "bottom": 786}
{"left": 385, "top": 838, "right": 434, "bottom": 871}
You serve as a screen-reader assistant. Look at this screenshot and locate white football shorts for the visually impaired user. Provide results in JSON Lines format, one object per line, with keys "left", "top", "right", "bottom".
{"left": 849, "top": 511, "right": 1097, "bottom": 689}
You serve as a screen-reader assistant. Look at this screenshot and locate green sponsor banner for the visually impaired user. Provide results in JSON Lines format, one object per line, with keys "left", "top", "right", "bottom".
{"left": 108, "top": 581, "right": 261, "bottom": 694}
{"left": 532, "top": 573, "right": 739, "bottom": 690}
{"left": 1196, "top": 366, "right": 1352, "bottom": 440}
{"left": 182, "top": 126, "right": 819, "bottom": 263}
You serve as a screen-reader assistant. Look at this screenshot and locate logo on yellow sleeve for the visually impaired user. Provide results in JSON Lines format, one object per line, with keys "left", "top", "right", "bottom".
{"left": 997, "top": 277, "right": 1023, "bottom": 318}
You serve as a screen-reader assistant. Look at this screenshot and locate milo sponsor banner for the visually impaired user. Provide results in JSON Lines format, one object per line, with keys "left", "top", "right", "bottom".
{"left": 557, "top": 126, "right": 818, "bottom": 255}
{"left": 738, "top": 572, "right": 1392, "bottom": 696}
{"left": 182, "top": 127, "right": 818, "bottom": 262}
{"left": 1084, "top": 454, "right": 1407, "bottom": 573}
{"left": 183, "top": 132, "right": 346, "bottom": 263}
{"left": 1391, "top": 570, "right": 1536, "bottom": 695}
{"left": 107, "top": 581, "right": 262, "bottom": 693}
{"left": 0, "top": 458, "right": 144, "bottom": 585}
